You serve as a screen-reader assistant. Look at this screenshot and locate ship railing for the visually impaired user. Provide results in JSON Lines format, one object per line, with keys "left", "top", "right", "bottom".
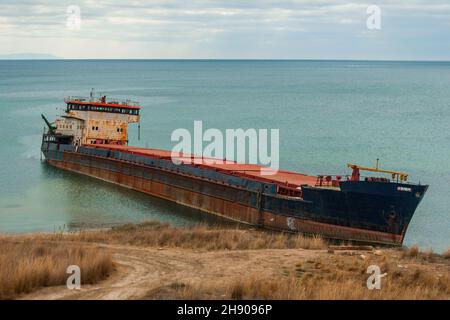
{"left": 65, "top": 96, "right": 88, "bottom": 102}
{"left": 277, "top": 185, "right": 302, "bottom": 198}
{"left": 361, "top": 176, "right": 391, "bottom": 183}
{"left": 315, "top": 175, "right": 349, "bottom": 187}
{"left": 65, "top": 96, "right": 140, "bottom": 107}
{"left": 315, "top": 174, "right": 401, "bottom": 187}
{"left": 42, "top": 133, "right": 57, "bottom": 142}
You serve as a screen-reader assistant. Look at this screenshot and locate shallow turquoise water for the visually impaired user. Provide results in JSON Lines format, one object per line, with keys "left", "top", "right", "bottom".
{"left": 0, "top": 60, "right": 448, "bottom": 251}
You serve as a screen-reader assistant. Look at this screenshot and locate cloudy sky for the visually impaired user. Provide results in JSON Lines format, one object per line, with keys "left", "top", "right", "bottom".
{"left": 0, "top": 0, "right": 449, "bottom": 60}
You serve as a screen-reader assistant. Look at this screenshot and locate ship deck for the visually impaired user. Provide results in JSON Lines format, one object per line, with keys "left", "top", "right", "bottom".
{"left": 89, "top": 144, "right": 318, "bottom": 188}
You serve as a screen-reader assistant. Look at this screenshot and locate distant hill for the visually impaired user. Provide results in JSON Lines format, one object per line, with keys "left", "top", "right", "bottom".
{"left": 0, "top": 53, "right": 62, "bottom": 60}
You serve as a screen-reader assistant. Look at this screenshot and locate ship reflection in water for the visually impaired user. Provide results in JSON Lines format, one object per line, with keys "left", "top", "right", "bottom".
{"left": 38, "top": 163, "right": 234, "bottom": 232}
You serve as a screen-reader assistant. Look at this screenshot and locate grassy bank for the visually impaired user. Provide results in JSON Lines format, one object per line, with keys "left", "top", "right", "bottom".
{"left": 0, "top": 239, "right": 113, "bottom": 299}
{"left": 41, "top": 221, "right": 328, "bottom": 250}
{"left": 0, "top": 221, "right": 449, "bottom": 300}
{"left": 175, "top": 249, "right": 450, "bottom": 300}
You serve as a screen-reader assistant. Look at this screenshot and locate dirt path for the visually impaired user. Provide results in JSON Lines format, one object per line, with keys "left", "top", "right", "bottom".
{"left": 21, "top": 244, "right": 323, "bottom": 300}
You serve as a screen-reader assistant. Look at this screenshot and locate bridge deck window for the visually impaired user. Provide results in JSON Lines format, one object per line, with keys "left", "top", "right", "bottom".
{"left": 66, "top": 103, "right": 139, "bottom": 115}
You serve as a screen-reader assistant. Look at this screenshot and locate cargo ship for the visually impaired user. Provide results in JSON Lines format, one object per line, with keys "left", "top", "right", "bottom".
{"left": 40, "top": 93, "right": 428, "bottom": 245}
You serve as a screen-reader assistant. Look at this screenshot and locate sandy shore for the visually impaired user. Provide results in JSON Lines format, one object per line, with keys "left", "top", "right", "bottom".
{"left": 21, "top": 245, "right": 324, "bottom": 299}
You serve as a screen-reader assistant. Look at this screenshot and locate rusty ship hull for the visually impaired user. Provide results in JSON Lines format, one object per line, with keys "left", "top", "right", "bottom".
{"left": 40, "top": 140, "right": 428, "bottom": 245}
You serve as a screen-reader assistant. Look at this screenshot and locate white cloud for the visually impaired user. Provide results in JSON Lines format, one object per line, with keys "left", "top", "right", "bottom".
{"left": 0, "top": 0, "right": 449, "bottom": 59}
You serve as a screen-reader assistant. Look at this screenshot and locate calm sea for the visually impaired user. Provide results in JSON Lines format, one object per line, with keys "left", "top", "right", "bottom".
{"left": 0, "top": 60, "right": 448, "bottom": 251}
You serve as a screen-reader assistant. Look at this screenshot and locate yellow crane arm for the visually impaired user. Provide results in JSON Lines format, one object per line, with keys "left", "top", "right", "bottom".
{"left": 347, "top": 163, "right": 408, "bottom": 181}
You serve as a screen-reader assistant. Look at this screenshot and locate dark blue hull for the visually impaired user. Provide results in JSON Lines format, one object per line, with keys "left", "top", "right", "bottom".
{"left": 301, "top": 182, "right": 427, "bottom": 235}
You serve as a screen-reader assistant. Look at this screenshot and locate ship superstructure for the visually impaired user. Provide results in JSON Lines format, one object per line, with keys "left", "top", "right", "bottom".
{"left": 42, "top": 92, "right": 140, "bottom": 146}
{"left": 40, "top": 93, "right": 428, "bottom": 245}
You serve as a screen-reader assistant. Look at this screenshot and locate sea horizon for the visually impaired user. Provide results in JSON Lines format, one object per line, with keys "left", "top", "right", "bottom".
{"left": 2, "top": 58, "right": 450, "bottom": 62}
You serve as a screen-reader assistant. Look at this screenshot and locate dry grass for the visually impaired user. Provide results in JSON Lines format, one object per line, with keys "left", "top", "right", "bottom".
{"left": 401, "top": 244, "right": 446, "bottom": 263}
{"left": 0, "top": 221, "right": 325, "bottom": 299}
{"left": 40, "top": 221, "right": 327, "bottom": 251}
{"left": 224, "top": 273, "right": 449, "bottom": 299}
{"left": 0, "top": 238, "right": 114, "bottom": 299}
{"left": 402, "top": 244, "right": 420, "bottom": 258}
{"left": 442, "top": 249, "right": 450, "bottom": 259}
{"left": 2, "top": 222, "right": 448, "bottom": 300}
{"left": 169, "top": 254, "right": 450, "bottom": 300}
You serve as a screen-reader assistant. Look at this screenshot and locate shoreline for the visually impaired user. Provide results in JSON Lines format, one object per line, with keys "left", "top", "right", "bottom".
{"left": 1, "top": 221, "right": 447, "bottom": 254}
{"left": 1, "top": 221, "right": 449, "bottom": 300}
